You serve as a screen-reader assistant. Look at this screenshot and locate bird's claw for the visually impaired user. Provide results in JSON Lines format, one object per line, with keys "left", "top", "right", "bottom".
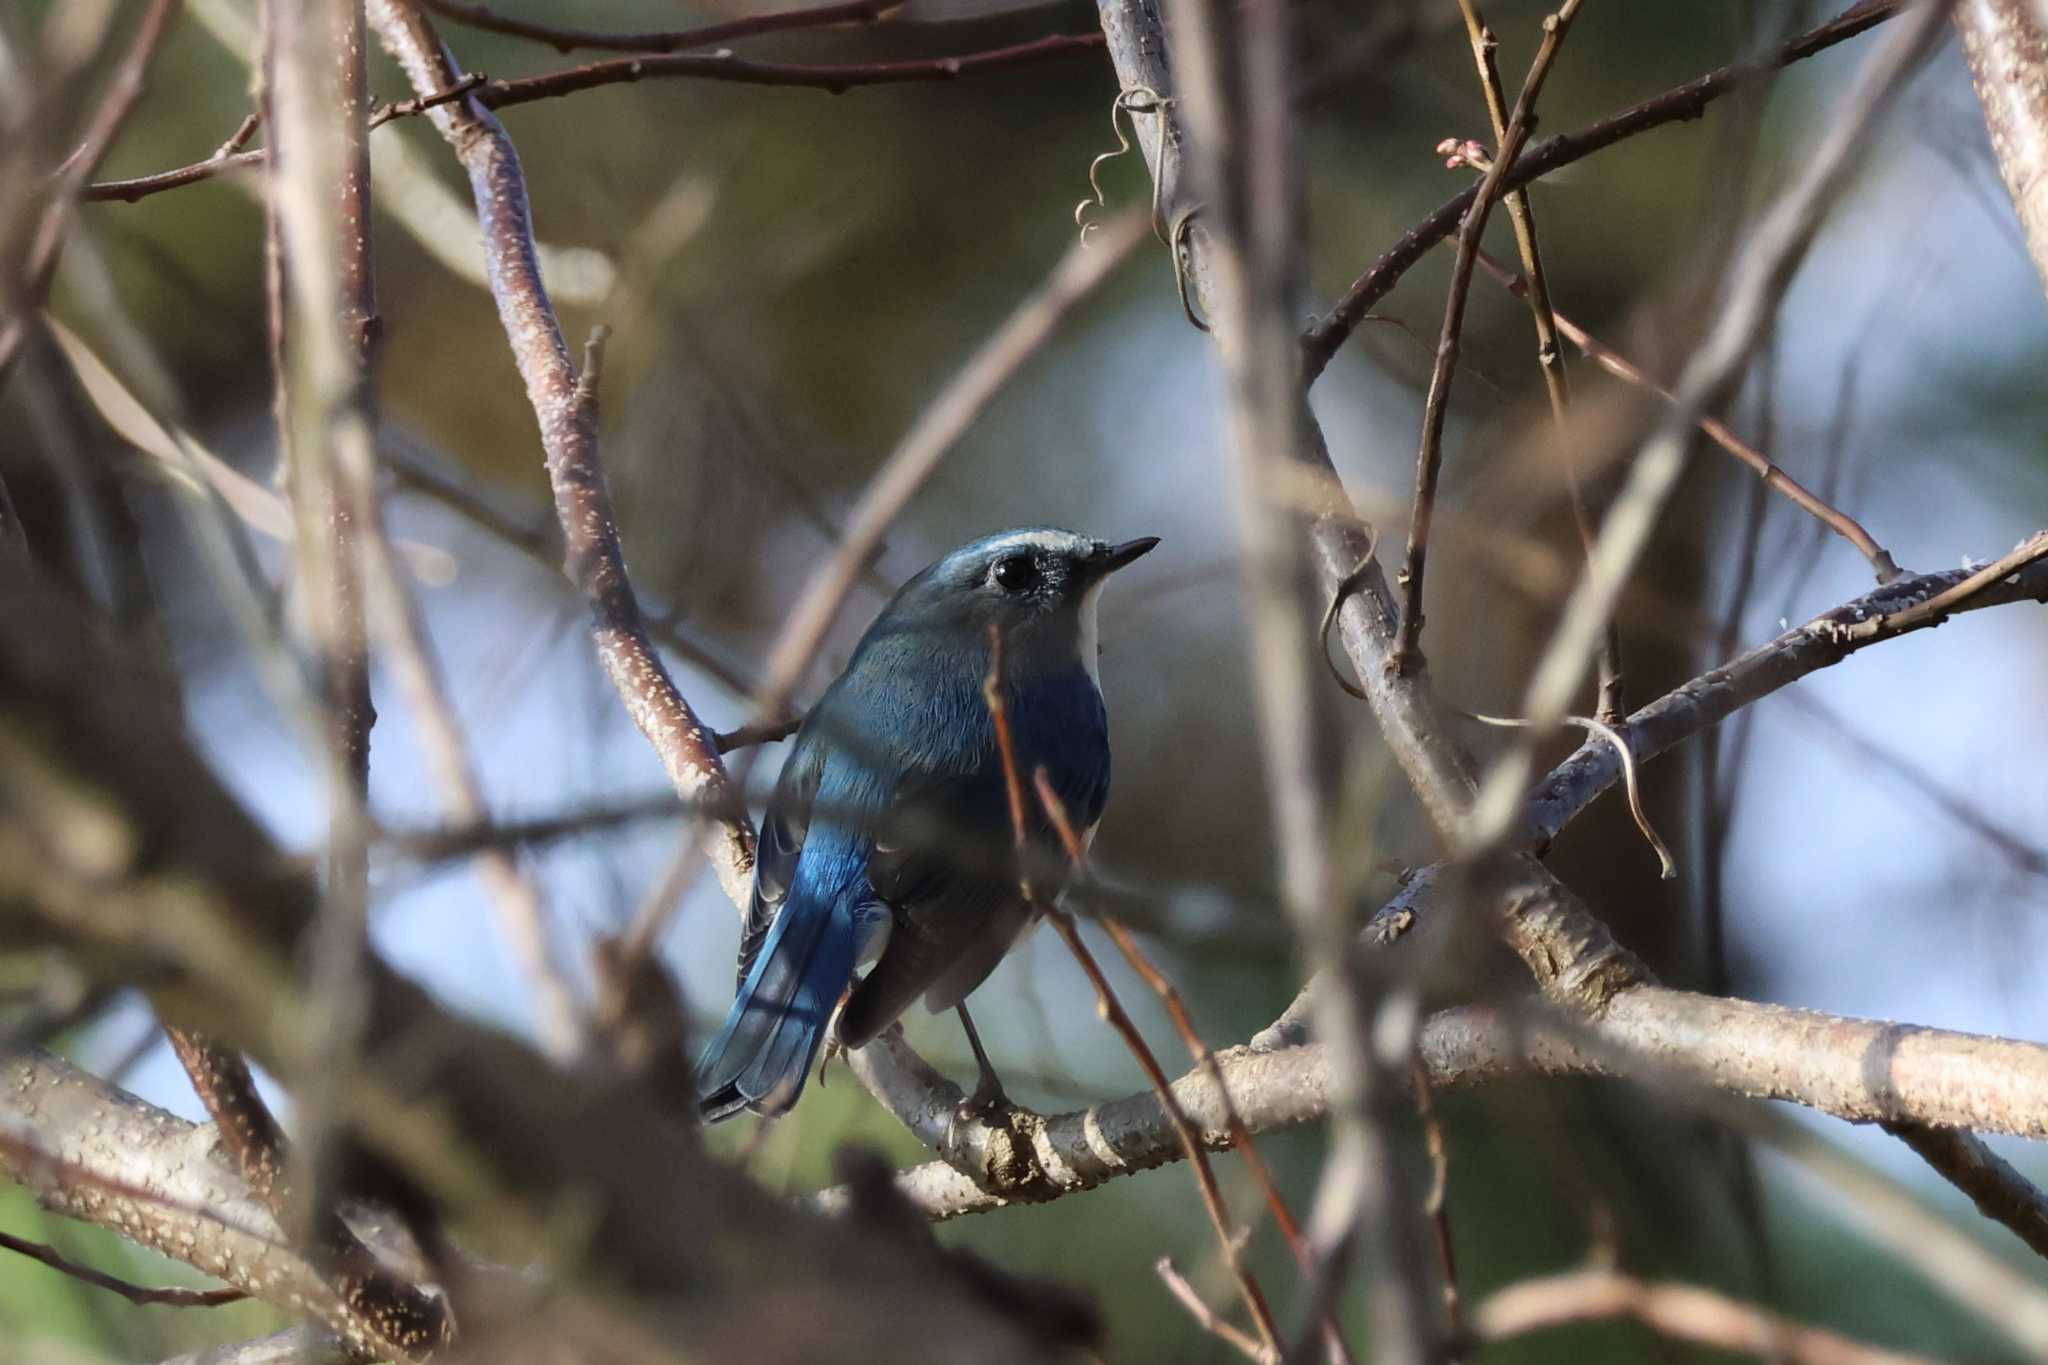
{"left": 956, "top": 1080, "right": 1012, "bottom": 1125}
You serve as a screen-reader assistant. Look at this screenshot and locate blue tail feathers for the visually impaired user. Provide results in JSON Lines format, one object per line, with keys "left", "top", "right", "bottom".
{"left": 697, "top": 896, "right": 861, "bottom": 1122}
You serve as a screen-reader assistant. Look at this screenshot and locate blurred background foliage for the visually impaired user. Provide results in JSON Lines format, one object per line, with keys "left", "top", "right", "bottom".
{"left": 6, "top": 0, "right": 2048, "bottom": 1359}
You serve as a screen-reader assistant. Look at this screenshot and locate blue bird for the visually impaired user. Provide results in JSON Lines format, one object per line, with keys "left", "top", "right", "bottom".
{"left": 698, "top": 528, "right": 1158, "bottom": 1121}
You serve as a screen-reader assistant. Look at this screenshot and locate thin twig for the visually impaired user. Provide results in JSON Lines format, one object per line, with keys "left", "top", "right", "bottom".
{"left": 384, "top": 449, "right": 759, "bottom": 697}
{"left": 1459, "top": 2, "right": 1946, "bottom": 867}
{"left": 366, "top": 70, "right": 484, "bottom": 128}
{"left": 1157, "top": 1257, "right": 1274, "bottom": 1365}
{"left": 1470, "top": 1267, "right": 1943, "bottom": 1364}
{"left": 1784, "top": 688, "right": 2048, "bottom": 880}
{"left": 352, "top": 454, "right": 587, "bottom": 1060}
{"left": 982, "top": 628, "right": 1282, "bottom": 1364}
{"left": 1462, "top": 709, "right": 1676, "bottom": 879}
{"left": 1391, "top": 0, "right": 1584, "bottom": 677}
{"left": 419, "top": 0, "right": 902, "bottom": 54}
{"left": 1449, "top": 1, "right": 1622, "bottom": 719}
{"left": 1044, "top": 909, "right": 1284, "bottom": 1362}
{"left": 81, "top": 147, "right": 267, "bottom": 202}
{"left": 1401, "top": 1056, "right": 1463, "bottom": 1353}
{"left": 0, "top": 0, "right": 182, "bottom": 380}
{"left": 1527, "top": 542, "right": 2048, "bottom": 845}
{"left": 1836, "top": 530, "right": 2048, "bottom": 638}
{"left": 1303, "top": 1, "right": 1904, "bottom": 380}
{"left": 1881, "top": 1123, "right": 2048, "bottom": 1263}
{"left": 747, "top": 211, "right": 1147, "bottom": 733}
{"left": 1038, "top": 771, "right": 1354, "bottom": 1365}
{"left": 1471, "top": 245, "right": 1901, "bottom": 581}
{"left": 0, "top": 1229, "right": 247, "bottom": 1308}
{"left": 1125, "top": 0, "right": 1436, "bottom": 1358}
{"left": 82, "top": 32, "right": 1103, "bottom": 204}
{"left": 476, "top": 32, "right": 1104, "bottom": 110}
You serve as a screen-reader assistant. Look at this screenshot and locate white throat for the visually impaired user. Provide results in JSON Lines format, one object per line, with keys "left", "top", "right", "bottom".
{"left": 1077, "top": 578, "right": 1105, "bottom": 689}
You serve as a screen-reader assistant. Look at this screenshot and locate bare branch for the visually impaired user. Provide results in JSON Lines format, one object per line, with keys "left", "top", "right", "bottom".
{"left": 1392, "top": 0, "right": 1582, "bottom": 679}
{"left": 0, "top": 1228, "right": 246, "bottom": 1308}
{"left": 471, "top": 32, "right": 1106, "bottom": 110}
{"left": 1451, "top": 0, "right": 1624, "bottom": 720}
{"left": 749, "top": 211, "right": 1147, "bottom": 733}
{"left": 1470, "top": 1268, "right": 1944, "bottom": 1364}
{"left": 0, "top": 0, "right": 182, "bottom": 380}
{"left": 419, "top": 0, "right": 903, "bottom": 55}
{"left": 1303, "top": 1, "right": 1903, "bottom": 379}
{"left": 1956, "top": 0, "right": 2048, "bottom": 293}
{"left": 1882, "top": 1123, "right": 2048, "bottom": 1262}
{"left": 1158, "top": 1258, "right": 1274, "bottom": 1365}
{"left": 368, "top": 0, "right": 756, "bottom": 908}
{"left": 835, "top": 992, "right": 2048, "bottom": 1217}
{"left": 1526, "top": 543, "right": 2048, "bottom": 846}
{"left": 153, "top": 1327, "right": 349, "bottom": 1365}
{"left": 1472, "top": 245, "right": 1901, "bottom": 581}
{"left": 0, "top": 1050, "right": 428, "bottom": 1361}
{"left": 1460, "top": 3, "right": 1947, "bottom": 865}
{"left": 985, "top": 635, "right": 1279, "bottom": 1361}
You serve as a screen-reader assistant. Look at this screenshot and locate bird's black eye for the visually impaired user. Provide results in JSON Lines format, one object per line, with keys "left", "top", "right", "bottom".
{"left": 991, "top": 555, "right": 1040, "bottom": 593}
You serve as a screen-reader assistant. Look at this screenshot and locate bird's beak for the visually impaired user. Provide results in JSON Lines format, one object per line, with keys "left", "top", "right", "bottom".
{"left": 1094, "top": 536, "right": 1161, "bottom": 576}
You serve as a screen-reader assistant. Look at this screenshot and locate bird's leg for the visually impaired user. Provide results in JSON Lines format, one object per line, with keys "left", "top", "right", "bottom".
{"left": 817, "top": 983, "right": 855, "bottom": 1088}
{"left": 955, "top": 1003, "right": 1009, "bottom": 1118}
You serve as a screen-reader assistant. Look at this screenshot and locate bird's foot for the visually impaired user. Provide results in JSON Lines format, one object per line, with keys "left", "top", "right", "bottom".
{"left": 956, "top": 1073, "right": 1012, "bottom": 1124}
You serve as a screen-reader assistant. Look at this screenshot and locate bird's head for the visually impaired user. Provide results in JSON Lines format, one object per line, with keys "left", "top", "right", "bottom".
{"left": 880, "top": 528, "right": 1160, "bottom": 673}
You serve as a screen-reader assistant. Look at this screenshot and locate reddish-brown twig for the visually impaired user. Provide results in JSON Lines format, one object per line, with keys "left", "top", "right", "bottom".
{"left": 82, "top": 147, "right": 266, "bottom": 202}
{"left": 0, "top": 1229, "right": 246, "bottom": 1308}
{"left": 1304, "top": 1, "right": 1903, "bottom": 380}
{"left": 1391, "top": 0, "right": 1583, "bottom": 678}
{"left": 1037, "top": 771, "right": 1355, "bottom": 1365}
{"left": 1451, "top": 0, "right": 1622, "bottom": 722}
{"left": 420, "top": 0, "right": 902, "bottom": 54}
{"left": 1409, "top": 1055, "right": 1464, "bottom": 1345}
{"left": 1157, "top": 1257, "right": 1274, "bottom": 1364}
{"left": 475, "top": 32, "right": 1105, "bottom": 110}
{"left": 982, "top": 626, "right": 1282, "bottom": 1364}
{"left": 1471, "top": 246, "right": 1901, "bottom": 582}
{"left": 83, "top": 32, "right": 1105, "bottom": 205}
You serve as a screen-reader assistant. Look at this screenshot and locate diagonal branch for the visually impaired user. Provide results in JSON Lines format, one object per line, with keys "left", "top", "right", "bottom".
{"left": 0, "top": 0, "right": 182, "bottom": 383}
{"left": 1470, "top": 1268, "right": 1944, "bottom": 1363}
{"left": 1451, "top": 1, "right": 1624, "bottom": 721}
{"left": 834, "top": 992, "right": 2048, "bottom": 1217}
{"left": 1458, "top": 2, "right": 1947, "bottom": 867}
{"left": 1525, "top": 543, "right": 2048, "bottom": 846}
{"left": 1303, "top": 1, "right": 1904, "bottom": 381}
{"left": 1472, "top": 246, "right": 1901, "bottom": 581}
{"left": 367, "top": 0, "right": 755, "bottom": 908}
{"left": 1391, "top": 0, "right": 1583, "bottom": 680}
{"left": 1955, "top": 0, "right": 2048, "bottom": 293}
{"left": 0, "top": 1227, "right": 246, "bottom": 1308}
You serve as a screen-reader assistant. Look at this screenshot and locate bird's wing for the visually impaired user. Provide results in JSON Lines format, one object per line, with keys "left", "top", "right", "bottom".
{"left": 838, "top": 671, "right": 1112, "bottom": 1045}
{"left": 734, "top": 730, "right": 827, "bottom": 990}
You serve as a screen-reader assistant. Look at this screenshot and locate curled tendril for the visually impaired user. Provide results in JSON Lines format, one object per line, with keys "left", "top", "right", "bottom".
{"left": 1170, "top": 206, "right": 1209, "bottom": 332}
{"left": 1459, "top": 711, "right": 1678, "bottom": 881}
{"left": 1317, "top": 529, "right": 1382, "bottom": 701}
{"left": 1075, "top": 86, "right": 1171, "bottom": 245}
